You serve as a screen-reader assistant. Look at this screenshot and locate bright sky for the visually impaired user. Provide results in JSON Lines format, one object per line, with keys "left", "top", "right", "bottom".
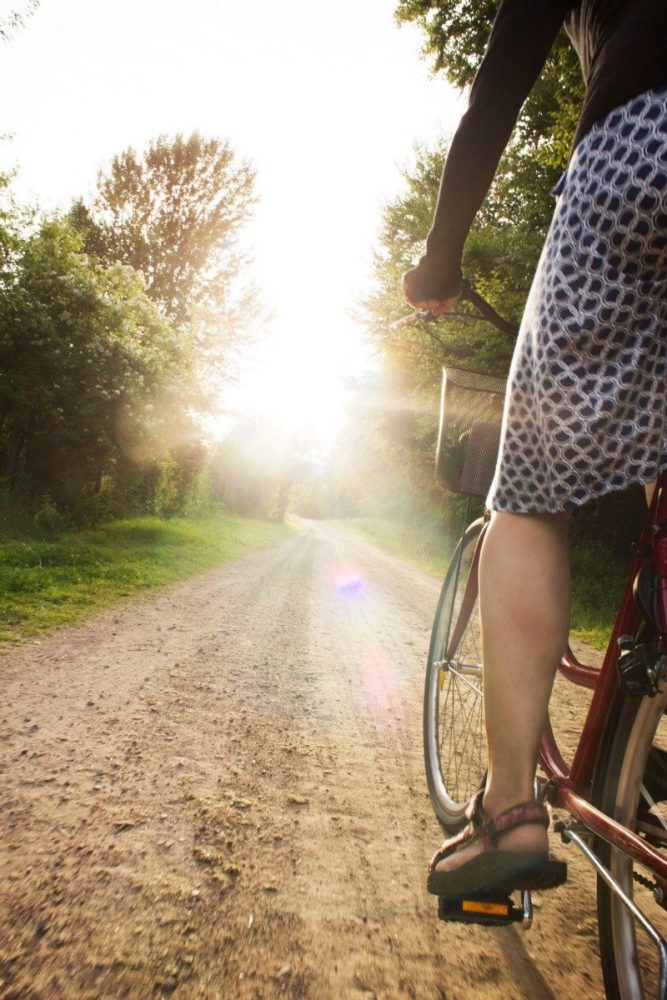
{"left": 1, "top": 0, "right": 463, "bottom": 444}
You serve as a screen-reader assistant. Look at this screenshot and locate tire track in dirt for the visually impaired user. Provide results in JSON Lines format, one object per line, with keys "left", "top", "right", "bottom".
{"left": 1, "top": 520, "right": 605, "bottom": 998}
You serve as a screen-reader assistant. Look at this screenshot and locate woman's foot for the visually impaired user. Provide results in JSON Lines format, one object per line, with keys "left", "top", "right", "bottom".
{"left": 427, "top": 796, "right": 566, "bottom": 896}
{"left": 433, "top": 795, "right": 549, "bottom": 874}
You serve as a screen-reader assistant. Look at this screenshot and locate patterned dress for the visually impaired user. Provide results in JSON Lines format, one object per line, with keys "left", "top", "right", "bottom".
{"left": 487, "top": 86, "right": 667, "bottom": 513}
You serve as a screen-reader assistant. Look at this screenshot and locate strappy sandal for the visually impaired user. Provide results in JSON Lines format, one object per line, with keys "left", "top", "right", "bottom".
{"left": 427, "top": 792, "right": 567, "bottom": 897}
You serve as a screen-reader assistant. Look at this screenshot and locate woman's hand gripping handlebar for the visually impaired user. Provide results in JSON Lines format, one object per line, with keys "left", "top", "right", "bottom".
{"left": 391, "top": 278, "right": 518, "bottom": 338}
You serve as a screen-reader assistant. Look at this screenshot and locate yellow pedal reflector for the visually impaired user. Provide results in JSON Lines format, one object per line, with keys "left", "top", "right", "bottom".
{"left": 462, "top": 899, "right": 510, "bottom": 917}
{"left": 438, "top": 893, "right": 523, "bottom": 925}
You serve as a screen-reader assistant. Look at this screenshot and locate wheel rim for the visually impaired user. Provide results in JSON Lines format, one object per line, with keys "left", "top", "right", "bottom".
{"left": 425, "top": 527, "right": 486, "bottom": 818}
{"left": 610, "top": 691, "right": 667, "bottom": 998}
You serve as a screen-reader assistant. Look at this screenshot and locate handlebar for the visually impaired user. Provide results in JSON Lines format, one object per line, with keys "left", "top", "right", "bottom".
{"left": 390, "top": 278, "right": 518, "bottom": 338}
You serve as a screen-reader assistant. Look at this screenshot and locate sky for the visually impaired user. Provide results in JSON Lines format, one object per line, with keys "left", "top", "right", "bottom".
{"left": 1, "top": 0, "right": 463, "bottom": 442}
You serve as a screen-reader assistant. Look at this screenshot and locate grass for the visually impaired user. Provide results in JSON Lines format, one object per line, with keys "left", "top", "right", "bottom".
{"left": 0, "top": 512, "right": 294, "bottom": 641}
{"left": 569, "top": 537, "right": 628, "bottom": 649}
{"left": 334, "top": 516, "right": 627, "bottom": 650}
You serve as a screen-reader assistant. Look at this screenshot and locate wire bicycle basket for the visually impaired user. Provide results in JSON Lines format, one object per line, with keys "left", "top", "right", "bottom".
{"left": 435, "top": 367, "right": 506, "bottom": 497}
{"left": 391, "top": 280, "right": 516, "bottom": 499}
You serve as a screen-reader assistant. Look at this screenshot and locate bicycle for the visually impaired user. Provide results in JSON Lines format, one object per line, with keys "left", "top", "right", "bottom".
{"left": 394, "top": 284, "right": 667, "bottom": 999}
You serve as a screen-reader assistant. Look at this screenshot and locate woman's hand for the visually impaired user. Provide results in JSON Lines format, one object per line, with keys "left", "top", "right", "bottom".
{"left": 402, "top": 292, "right": 461, "bottom": 317}
{"left": 401, "top": 260, "right": 461, "bottom": 315}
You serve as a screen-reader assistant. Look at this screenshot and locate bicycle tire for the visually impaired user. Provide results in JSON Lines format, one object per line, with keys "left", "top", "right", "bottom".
{"left": 423, "top": 517, "right": 487, "bottom": 833}
{"left": 592, "top": 685, "right": 667, "bottom": 999}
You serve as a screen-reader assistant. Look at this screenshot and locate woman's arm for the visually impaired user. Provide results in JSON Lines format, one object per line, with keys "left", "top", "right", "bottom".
{"left": 403, "top": 0, "right": 573, "bottom": 306}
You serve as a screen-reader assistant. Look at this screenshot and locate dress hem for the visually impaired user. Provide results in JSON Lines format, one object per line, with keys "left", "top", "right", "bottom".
{"left": 489, "top": 461, "right": 667, "bottom": 516}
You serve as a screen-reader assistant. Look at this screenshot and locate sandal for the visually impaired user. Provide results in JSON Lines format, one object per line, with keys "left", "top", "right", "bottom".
{"left": 427, "top": 793, "right": 567, "bottom": 897}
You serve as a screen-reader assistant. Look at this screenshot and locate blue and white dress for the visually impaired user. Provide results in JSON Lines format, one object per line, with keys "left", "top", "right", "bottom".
{"left": 488, "top": 86, "right": 667, "bottom": 514}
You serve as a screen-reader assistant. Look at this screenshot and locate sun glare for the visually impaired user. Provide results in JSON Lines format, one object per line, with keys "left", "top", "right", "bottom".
{"left": 230, "top": 350, "right": 345, "bottom": 444}
{"left": 227, "top": 314, "right": 372, "bottom": 449}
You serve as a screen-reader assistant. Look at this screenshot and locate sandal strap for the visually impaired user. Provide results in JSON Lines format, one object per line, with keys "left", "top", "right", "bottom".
{"left": 429, "top": 821, "right": 478, "bottom": 872}
{"left": 428, "top": 788, "right": 486, "bottom": 872}
{"left": 428, "top": 798, "right": 549, "bottom": 870}
{"left": 482, "top": 800, "right": 550, "bottom": 849}
{"left": 465, "top": 786, "right": 485, "bottom": 824}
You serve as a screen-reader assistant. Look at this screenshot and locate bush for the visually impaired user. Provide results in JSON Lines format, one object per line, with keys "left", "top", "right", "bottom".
{"left": 183, "top": 467, "right": 213, "bottom": 517}
{"left": 69, "top": 477, "right": 126, "bottom": 527}
{"left": 33, "top": 496, "right": 68, "bottom": 536}
{"left": 152, "top": 456, "right": 181, "bottom": 519}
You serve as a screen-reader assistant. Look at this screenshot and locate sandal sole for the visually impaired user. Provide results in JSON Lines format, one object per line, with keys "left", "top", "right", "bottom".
{"left": 427, "top": 851, "right": 567, "bottom": 897}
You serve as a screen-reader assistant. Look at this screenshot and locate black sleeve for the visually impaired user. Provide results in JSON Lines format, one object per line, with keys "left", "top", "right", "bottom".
{"left": 404, "top": 0, "right": 572, "bottom": 302}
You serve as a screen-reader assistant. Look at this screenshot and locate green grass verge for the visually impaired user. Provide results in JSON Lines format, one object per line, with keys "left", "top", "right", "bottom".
{"left": 334, "top": 516, "right": 625, "bottom": 650}
{"left": 0, "top": 512, "right": 293, "bottom": 641}
{"left": 569, "top": 538, "right": 627, "bottom": 649}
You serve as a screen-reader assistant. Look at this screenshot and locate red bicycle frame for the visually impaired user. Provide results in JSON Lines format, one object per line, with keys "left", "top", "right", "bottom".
{"left": 472, "top": 471, "right": 667, "bottom": 888}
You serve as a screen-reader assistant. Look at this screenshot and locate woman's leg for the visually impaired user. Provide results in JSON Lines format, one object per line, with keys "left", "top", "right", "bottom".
{"left": 435, "top": 509, "right": 570, "bottom": 870}
{"left": 481, "top": 511, "right": 570, "bottom": 816}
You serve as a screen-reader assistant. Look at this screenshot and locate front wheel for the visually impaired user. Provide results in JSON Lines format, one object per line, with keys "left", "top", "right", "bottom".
{"left": 593, "top": 686, "right": 667, "bottom": 999}
{"left": 424, "top": 517, "right": 487, "bottom": 833}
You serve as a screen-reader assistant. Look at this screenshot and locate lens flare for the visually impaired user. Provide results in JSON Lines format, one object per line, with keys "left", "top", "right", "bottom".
{"left": 332, "top": 563, "right": 365, "bottom": 600}
{"left": 360, "top": 648, "right": 402, "bottom": 724}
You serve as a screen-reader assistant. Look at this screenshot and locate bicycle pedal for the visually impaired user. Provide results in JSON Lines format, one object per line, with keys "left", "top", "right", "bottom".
{"left": 437, "top": 891, "right": 526, "bottom": 927}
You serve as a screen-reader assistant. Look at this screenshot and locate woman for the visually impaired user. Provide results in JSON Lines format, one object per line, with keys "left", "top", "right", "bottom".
{"left": 403, "top": 0, "right": 667, "bottom": 898}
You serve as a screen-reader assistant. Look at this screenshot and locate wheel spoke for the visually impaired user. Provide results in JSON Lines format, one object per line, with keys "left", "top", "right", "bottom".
{"left": 424, "top": 520, "right": 487, "bottom": 828}
{"left": 640, "top": 783, "right": 667, "bottom": 836}
{"left": 446, "top": 662, "right": 482, "bottom": 697}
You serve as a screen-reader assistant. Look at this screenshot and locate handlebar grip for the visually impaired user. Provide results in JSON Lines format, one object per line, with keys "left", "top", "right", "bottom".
{"left": 390, "top": 278, "right": 519, "bottom": 338}
{"left": 389, "top": 310, "right": 432, "bottom": 332}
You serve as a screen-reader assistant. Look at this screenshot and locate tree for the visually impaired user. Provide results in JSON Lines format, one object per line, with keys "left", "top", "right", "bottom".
{"left": 211, "top": 418, "right": 319, "bottom": 522}
{"left": 0, "top": 0, "right": 39, "bottom": 43}
{"left": 0, "top": 218, "right": 195, "bottom": 504}
{"left": 394, "top": 1, "right": 584, "bottom": 232}
{"left": 71, "top": 133, "right": 256, "bottom": 325}
{"left": 0, "top": 171, "right": 24, "bottom": 275}
{"left": 365, "top": 143, "right": 528, "bottom": 392}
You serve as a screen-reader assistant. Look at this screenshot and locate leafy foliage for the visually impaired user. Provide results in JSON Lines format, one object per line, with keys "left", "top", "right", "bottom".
{"left": 71, "top": 133, "right": 256, "bottom": 325}
{"left": 0, "top": 0, "right": 39, "bottom": 43}
{"left": 394, "top": 0, "right": 583, "bottom": 180}
{"left": 0, "top": 218, "right": 194, "bottom": 504}
{"left": 364, "top": 138, "right": 539, "bottom": 433}
{"left": 0, "top": 128, "right": 261, "bottom": 524}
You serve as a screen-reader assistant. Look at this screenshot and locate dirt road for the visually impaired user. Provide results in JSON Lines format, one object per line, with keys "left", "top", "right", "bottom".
{"left": 1, "top": 520, "right": 605, "bottom": 999}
